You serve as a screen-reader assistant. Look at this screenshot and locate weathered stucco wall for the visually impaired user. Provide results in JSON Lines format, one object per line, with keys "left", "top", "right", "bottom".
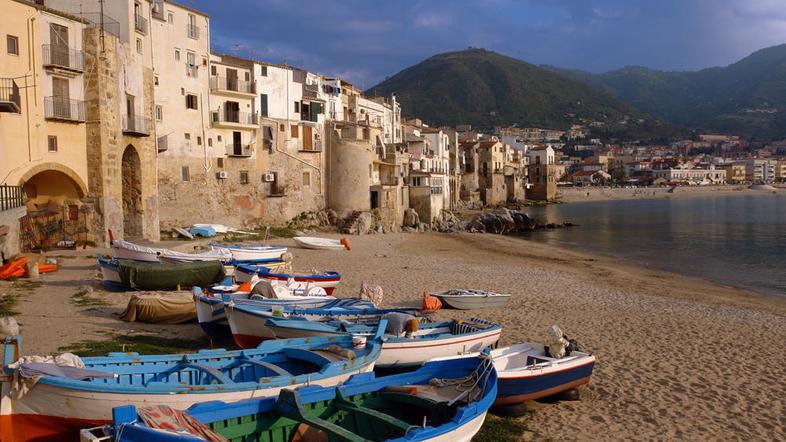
{"left": 327, "top": 129, "right": 373, "bottom": 216}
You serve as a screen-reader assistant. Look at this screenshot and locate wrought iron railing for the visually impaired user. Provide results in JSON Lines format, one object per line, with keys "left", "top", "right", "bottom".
{"left": 226, "top": 143, "right": 252, "bottom": 157}
{"left": 212, "top": 109, "right": 257, "bottom": 125}
{"left": 42, "top": 45, "right": 84, "bottom": 72}
{"left": 44, "top": 96, "right": 85, "bottom": 122}
{"left": 0, "top": 78, "right": 21, "bottom": 112}
{"left": 122, "top": 114, "right": 152, "bottom": 136}
{"left": 187, "top": 24, "right": 200, "bottom": 39}
{"left": 134, "top": 14, "right": 148, "bottom": 34}
{"left": 185, "top": 63, "right": 199, "bottom": 78}
{"left": 209, "top": 76, "right": 255, "bottom": 94}
{"left": 0, "top": 185, "right": 24, "bottom": 212}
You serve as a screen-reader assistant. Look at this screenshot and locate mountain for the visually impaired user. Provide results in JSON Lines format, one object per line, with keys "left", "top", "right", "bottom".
{"left": 367, "top": 49, "right": 680, "bottom": 141}
{"left": 550, "top": 44, "right": 786, "bottom": 140}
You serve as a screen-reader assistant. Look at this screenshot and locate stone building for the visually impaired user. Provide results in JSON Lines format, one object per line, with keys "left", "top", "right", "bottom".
{"left": 527, "top": 146, "right": 557, "bottom": 201}
{"left": 459, "top": 141, "right": 482, "bottom": 204}
{"left": 477, "top": 140, "right": 507, "bottom": 205}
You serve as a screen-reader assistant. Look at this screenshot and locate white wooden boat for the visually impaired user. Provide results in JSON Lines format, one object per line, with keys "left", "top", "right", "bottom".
{"left": 491, "top": 343, "right": 596, "bottom": 405}
{"left": 234, "top": 264, "right": 342, "bottom": 294}
{"left": 156, "top": 248, "right": 231, "bottom": 264}
{"left": 431, "top": 289, "right": 511, "bottom": 309}
{"left": 0, "top": 332, "right": 383, "bottom": 441}
{"left": 293, "top": 236, "right": 350, "bottom": 250}
{"left": 111, "top": 240, "right": 232, "bottom": 264}
{"left": 211, "top": 244, "right": 288, "bottom": 262}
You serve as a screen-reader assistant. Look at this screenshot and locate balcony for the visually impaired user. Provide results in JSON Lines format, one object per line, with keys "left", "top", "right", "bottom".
{"left": 151, "top": 0, "right": 165, "bottom": 20}
{"left": 134, "top": 14, "right": 148, "bottom": 34}
{"left": 42, "top": 45, "right": 84, "bottom": 73}
{"left": 187, "top": 24, "right": 200, "bottom": 39}
{"left": 44, "top": 96, "right": 85, "bottom": 122}
{"left": 157, "top": 134, "right": 168, "bottom": 152}
{"left": 0, "top": 79, "right": 20, "bottom": 113}
{"left": 211, "top": 109, "right": 258, "bottom": 128}
{"left": 303, "top": 83, "right": 319, "bottom": 98}
{"left": 185, "top": 63, "right": 198, "bottom": 78}
{"left": 209, "top": 76, "right": 255, "bottom": 95}
{"left": 380, "top": 176, "right": 399, "bottom": 186}
{"left": 122, "top": 114, "right": 152, "bottom": 136}
{"left": 300, "top": 140, "right": 322, "bottom": 153}
{"left": 226, "top": 143, "right": 252, "bottom": 157}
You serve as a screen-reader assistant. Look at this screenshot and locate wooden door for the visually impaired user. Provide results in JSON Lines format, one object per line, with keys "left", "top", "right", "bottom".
{"left": 50, "top": 24, "right": 68, "bottom": 67}
{"left": 303, "top": 125, "right": 313, "bottom": 150}
{"left": 226, "top": 69, "right": 238, "bottom": 91}
{"left": 233, "top": 131, "right": 242, "bottom": 155}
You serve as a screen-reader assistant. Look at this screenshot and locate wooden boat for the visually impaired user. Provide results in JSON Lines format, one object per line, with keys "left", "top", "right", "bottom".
{"left": 226, "top": 302, "right": 419, "bottom": 349}
{"left": 97, "top": 255, "right": 123, "bottom": 290}
{"left": 293, "top": 236, "right": 351, "bottom": 250}
{"left": 211, "top": 244, "right": 288, "bottom": 262}
{"left": 235, "top": 264, "right": 342, "bottom": 293}
{"left": 0, "top": 330, "right": 383, "bottom": 442}
{"left": 264, "top": 316, "right": 501, "bottom": 368}
{"left": 102, "top": 352, "right": 497, "bottom": 442}
{"left": 111, "top": 239, "right": 232, "bottom": 264}
{"left": 431, "top": 289, "right": 511, "bottom": 310}
{"left": 491, "top": 343, "right": 596, "bottom": 405}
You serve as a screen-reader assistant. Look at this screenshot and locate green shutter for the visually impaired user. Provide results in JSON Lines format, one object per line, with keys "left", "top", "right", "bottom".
{"left": 310, "top": 102, "right": 321, "bottom": 122}
{"left": 260, "top": 94, "right": 268, "bottom": 117}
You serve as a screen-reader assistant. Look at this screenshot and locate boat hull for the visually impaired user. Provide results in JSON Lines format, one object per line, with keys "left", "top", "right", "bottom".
{"left": 293, "top": 236, "right": 345, "bottom": 250}
{"left": 437, "top": 295, "right": 511, "bottom": 310}
{"left": 234, "top": 266, "right": 341, "bottom": 294}
{"left": 214, "top": 246, "right": 287, "bottom": 262}
{"left": 494, "top": 360, "right": 595, "bottom": 405}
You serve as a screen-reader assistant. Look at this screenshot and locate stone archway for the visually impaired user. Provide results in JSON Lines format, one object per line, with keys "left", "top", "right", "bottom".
{"left": 121, "top": 145, "right": 143, "bottom": 238}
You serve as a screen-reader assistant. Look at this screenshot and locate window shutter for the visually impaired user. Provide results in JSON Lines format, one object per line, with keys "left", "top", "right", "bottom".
{"left": 310, "top": 102, "right": 320, "bottom": 122}
{"left": 260, "top": 94, "right": 268, "bottom": 117}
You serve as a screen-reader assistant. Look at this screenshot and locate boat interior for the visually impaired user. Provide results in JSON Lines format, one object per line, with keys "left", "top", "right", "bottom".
{"left": 205, "top": 387, "right": 464, "bottom": 441}
{"left": 70, "top": 347, "right": 358, "bottom": 389}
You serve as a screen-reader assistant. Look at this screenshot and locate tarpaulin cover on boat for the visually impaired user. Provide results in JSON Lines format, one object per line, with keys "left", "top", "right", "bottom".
{"left": 120, "top": 292, "right": 197, "bottom": 324}
{"left": 116, "top": 260, "right": 225, "bottom": 290}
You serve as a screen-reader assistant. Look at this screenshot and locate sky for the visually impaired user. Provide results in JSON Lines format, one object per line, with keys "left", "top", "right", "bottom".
{"left": 182, "top": 0, "right": 786, "bottom": 88}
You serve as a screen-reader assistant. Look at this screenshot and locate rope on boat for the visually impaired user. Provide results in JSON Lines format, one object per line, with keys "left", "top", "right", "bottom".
{"left": 428, "top": 353, "right": 495, "bottom": 406}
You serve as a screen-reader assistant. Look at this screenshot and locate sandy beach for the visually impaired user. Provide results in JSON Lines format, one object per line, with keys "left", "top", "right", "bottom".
{"left": 556, "top": 184, "right": 770, "bottom": 203}
{"left": 2, "top": 232, "right": 786, "bottom": 440}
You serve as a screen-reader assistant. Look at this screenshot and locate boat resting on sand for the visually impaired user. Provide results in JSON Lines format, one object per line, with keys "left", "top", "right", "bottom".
{"left": 111, "top": 240, "right": 233, "bottom": 264}
{"left": 234, "top": 264, "right": 342, "bottom": 294}
{"left": 293, "top": 236, "right": 351, "bottom": 250}
{"left": 210, "top": 244, "right": 288, "bottom": 262}
{"left": 263, "top": 316, "right": 502, "bottom": 368}
{"left": 99, "top": 353, "right": 496, "bottom": 442}
{"left": 97, "top": 257, "right": 225, "bottom": 291}
{"left": 431, "top": 289, "right": 511, "bottom": 310}
{"left": 0, "top": 329, "right": 383, "bottom": 442}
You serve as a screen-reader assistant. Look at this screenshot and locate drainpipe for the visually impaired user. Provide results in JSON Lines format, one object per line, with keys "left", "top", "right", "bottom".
{"left": 203, "top": 16, "right": 211, "bottom": 177}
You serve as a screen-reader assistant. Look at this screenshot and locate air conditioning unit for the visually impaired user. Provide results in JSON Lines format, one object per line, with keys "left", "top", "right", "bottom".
{"left": 216, "top": 171, "right": 228, "bottom": 179}
{"left": 262, "top": 173, "right": 275, "bottom": 182}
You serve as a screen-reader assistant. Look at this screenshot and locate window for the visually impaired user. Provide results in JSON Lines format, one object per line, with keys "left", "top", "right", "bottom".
{"left": 291, "top": 124, "right": 299, "bottom": 138}
{"left": 239, "top": 170, "right": 249, "bottom": 185}
{"left": 211, "top": 65, "right": 216, "bottom": 75}
{"left": 167, "top": 12, "right": 174, "bottom": 23}
{"left": 279, "top": 124, "right": 285, "bottom": 132}
{"left": 7, "top": 35, "right": 18, "bottom": 55}
{"left": 294, "top": 101, "right": 300, "bottom": 113}
{"left": 259, "top": 94, "right": 268, "bottom": 117}
{"left": 181, "top": 166, "right": 190, "bottom": 181}
{"left": 47, "top": 135, "right": 58, "bottom": 152}
{"left": 202, "top": 58, "right": 207, "bottom": 66}
{"left": 174, "top": 49, "right": 180, "bottom": 61}
{"left": 217, "top": 135, "right": 222, "bottom": 142}
{"left": 154, "top": 75, "right": 159, "bottom": 85}
{"left": 216, "top": 157, "right": 223, "bottom": 168}
{"left": 197, "top": 136, "right": 202, "bottom": 146}
{"left": 185, "top": 94, "right": 198, "bottom": 109}
{"left": 184, "top": 133, "right": 191, "bottom": 140}
{"left": 244, "top": 72, "right": 250, "bottom": 81}
{"left": 302, "top": 171, "right": 311, "bottom": 187}
{"left": 259, "top": 66, "right": 267, "bottom": 76}
{"left": 207, "top": 138, "right": 212, "bottom": 147}
{"left": 136, "top": 38, "right": 143, "bottom": 54}
{"left": 155, "top": 105, "right": 162, "bottom": 121}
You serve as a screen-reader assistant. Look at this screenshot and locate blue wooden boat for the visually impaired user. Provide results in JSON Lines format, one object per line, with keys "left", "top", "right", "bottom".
{"left": 0, "top": 327, "right": 384, "bottom": 441}
{"left": 104, "top": 353, "right": 497, "bottom": 441}
{"left": 234, "top": 263, "right": 342, "bottom": 294}
{"left": 193, "top": 286, "right": 375, "bottom": 340}
{"left": 227, "top": 301, "right": 420, "bottom": 348}
{"left": 491, "top": 343, "right": 596, "bottom": 405}
{"left": 263, "top": 316, "right": 502, "bottom": 368}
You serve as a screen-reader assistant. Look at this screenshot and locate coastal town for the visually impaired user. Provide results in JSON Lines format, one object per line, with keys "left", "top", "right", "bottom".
{"left": 3, "top": 0, "right": 786, "bottom": 255}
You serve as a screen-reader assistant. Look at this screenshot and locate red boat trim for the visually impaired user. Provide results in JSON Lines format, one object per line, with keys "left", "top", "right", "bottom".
{"left": 231, "top": 333, "right": 273, "bottom": 349}
{"left": 493, "top": 376, "right": 592, "bottom": 405}
{"left": 0, "top": 413, "right": 108, "bottom": 442}
{"left": 382, "top": 330, "right": 501, "bottom": 350}
{"left": 497, "top": 360, "right": 595, "bottom": 379}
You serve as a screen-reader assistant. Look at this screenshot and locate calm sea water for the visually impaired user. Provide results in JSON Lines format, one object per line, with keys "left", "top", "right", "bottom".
{"left": 527, "top": 193, "right": 786, "bottom": 297}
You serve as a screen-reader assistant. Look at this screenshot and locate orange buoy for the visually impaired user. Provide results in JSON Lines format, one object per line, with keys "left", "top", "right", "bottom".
{"left": 340, "top": 238, "right": 351, "bottom": 251}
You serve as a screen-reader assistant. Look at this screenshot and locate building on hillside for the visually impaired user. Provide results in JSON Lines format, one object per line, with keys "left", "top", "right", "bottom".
{"left": 724, "top": 163, "right": 747, "bottom": 184}
{"left": 527, "top": 146, "right": 557, "bottom": 201}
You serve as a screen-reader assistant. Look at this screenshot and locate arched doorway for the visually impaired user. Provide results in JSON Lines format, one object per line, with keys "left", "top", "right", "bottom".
{"left": 121, "top": 145, "right": 143, "bottom": 238}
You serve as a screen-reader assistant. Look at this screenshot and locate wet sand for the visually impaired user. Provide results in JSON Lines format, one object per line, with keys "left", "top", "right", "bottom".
{"left": 3, "top": 232, "right": 785, "bottom": 440}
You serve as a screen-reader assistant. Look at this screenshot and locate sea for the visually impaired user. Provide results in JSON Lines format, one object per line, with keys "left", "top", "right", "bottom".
{"left": 526, "top": 192, "right": 786, "bottom": 297}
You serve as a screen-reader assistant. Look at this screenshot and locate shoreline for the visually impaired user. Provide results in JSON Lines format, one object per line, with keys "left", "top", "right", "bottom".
{"left": 555, "top": 184, "right": 774, "bottom": 203}
{"left": 3, "top": 231, "right": 785, "bottom": 439}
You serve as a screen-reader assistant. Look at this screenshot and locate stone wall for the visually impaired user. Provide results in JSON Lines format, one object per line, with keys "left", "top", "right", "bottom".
{"left": 327, "top": 128, "right": 374, "bottom": 216}
{"left": 0, "top": 207, "right": 26, "bottom": 258}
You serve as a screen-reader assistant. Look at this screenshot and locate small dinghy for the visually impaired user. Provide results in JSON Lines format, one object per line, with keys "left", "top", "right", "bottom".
{"left": 211, "top": 244, "right": 288, "bottom": 262}
{"left": 431, "top": 289, "right": 511, "bottom": 310}
{"left": 293, "top": 236, "right": 351, "bottom": 250}
{"left": 227, "top": 302, "right": 417, "bottom": 349}
{"left": 1, "top": 329, "right": 383, "bottom": 441}
{"left": 111, "top": 239, "right": 233, "bottom": 264}
{"left": 235, "top": 264, "right": 342, "bottom": 294}
{"left": 101, "top": 353, "right": 496, "bottom": 442}
{"left": 264, "top": 316, "right": 502, "bottom": 368}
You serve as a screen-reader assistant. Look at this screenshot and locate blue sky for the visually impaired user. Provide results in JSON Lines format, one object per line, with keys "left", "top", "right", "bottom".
{"left": 183, "top": 0, "right": 786, "bottom": 87}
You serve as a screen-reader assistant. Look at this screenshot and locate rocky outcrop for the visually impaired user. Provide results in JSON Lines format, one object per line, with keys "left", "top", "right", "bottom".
{"left": 433, "top": 210, "right": 463, "bottom": 233}
{"left": 465, "top": 208, "right": 573, "bottom": 234}
{"left": 403, "top": 208, "right": 419, "bottom": 228}
{"left": 287, "top": 209, "right": 338, "bottom": 231}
